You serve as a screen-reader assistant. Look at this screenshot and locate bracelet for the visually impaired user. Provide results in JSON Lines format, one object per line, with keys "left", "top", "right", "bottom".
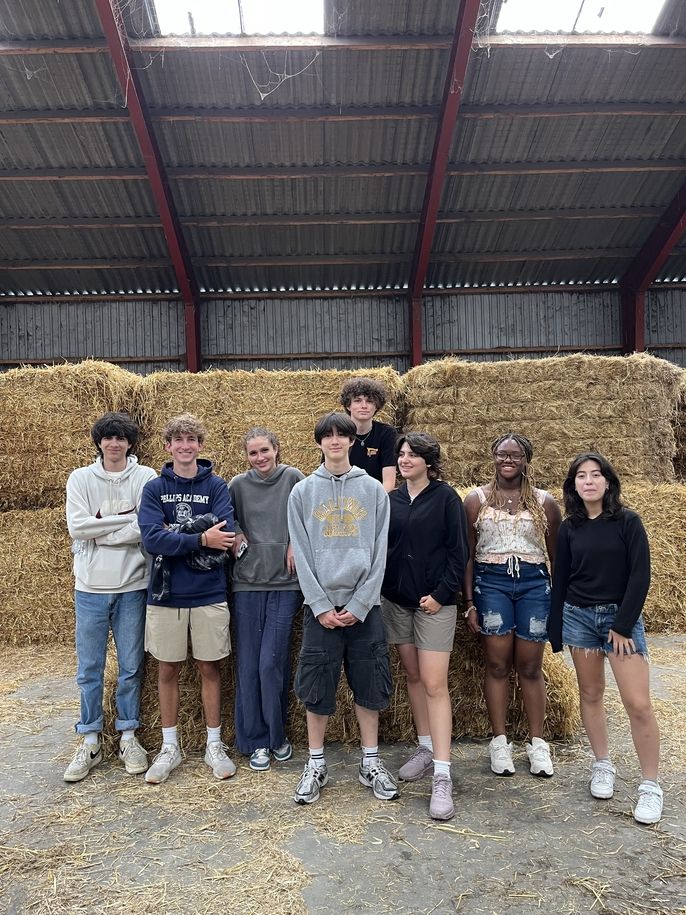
{"left": 198, "top": 532, "right": 205, "bottom": 548}
{"left": 463, "top": 605, "right": 476, "bottom": 618}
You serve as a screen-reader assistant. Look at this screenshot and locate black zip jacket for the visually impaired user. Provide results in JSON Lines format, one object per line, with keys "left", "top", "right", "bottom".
{"left": 382, "top": 480, "right": 467, "bottom": 607}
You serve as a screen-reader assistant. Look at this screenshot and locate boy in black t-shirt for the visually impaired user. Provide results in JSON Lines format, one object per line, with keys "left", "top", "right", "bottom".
{"left": 339, "top": 377, "right": 397, "bottom": 492}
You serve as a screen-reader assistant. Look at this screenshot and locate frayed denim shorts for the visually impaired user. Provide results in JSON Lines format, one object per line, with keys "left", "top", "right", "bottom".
{"left": 473, "top": 560, "right": 551, "bottom": 642}
{"left": 561, "top": 601, "right": 648, "bottom": 657}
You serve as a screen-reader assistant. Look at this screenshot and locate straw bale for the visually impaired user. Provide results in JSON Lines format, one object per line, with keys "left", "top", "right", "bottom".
{"left": 402, "top": 354, "right": 683, "bottom": 487}
{"left": 675, "top": 371, "right": 686, "bottom": 481}
{"left": 105, "top": 607, "right": 578, "bottom": 755}
{"left": 0, "top": 507, "right": 74, "bottom": 646}
{"left": 0, "top": 361, "right": 139, "bottom": 510}
{"left": 133, "top": 366, "right": 402, "bottom": 479}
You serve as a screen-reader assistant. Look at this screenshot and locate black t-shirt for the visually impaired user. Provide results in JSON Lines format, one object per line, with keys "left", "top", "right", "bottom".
{"left": 349, "top": 420, "right": 397, "bottom": 483}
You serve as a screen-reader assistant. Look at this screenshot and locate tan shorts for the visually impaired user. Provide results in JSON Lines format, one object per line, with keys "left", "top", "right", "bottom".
{"left": 381, "top": 597, "right": 457, "bottom": 653}
{"left": 145, "top": 603, "right": 231, "bottom": 662}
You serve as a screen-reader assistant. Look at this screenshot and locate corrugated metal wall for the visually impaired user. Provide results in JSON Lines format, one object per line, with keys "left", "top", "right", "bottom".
{"left": 423, "top": 290, "right": 622, "bottom": 360}
{"left": 201, "top": 296, "right": 409, "bottom": 373}
{"left": 646, "top": 287, "right": 686, "bottom": 368}
{"left": 1, "top": 288, "right": 683, "bottom": 373}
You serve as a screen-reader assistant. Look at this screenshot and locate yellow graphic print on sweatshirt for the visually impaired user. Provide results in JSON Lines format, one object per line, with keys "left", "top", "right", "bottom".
{"left": 313, "top": 497, "right": 368, "bottom": 538}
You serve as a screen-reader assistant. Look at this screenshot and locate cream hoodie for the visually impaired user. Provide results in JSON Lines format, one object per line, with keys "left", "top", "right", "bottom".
{"left": 66, "top": 455, "right": 157, "bottom": 593}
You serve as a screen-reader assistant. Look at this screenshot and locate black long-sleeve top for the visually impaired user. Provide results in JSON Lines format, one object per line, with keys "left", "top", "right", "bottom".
{"left": 382, "top": 480, "right": 467, "bottom": 608}
{"left": 549, "top": 509, "right": 650, "bottom": 651}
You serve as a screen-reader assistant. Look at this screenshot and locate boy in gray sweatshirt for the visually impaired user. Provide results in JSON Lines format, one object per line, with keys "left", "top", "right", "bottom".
{"left": 287, "top": 412, "right": 398, "bottom": 805}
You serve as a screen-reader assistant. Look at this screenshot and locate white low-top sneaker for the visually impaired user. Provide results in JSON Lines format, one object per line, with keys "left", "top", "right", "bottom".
{"left": 526, "top": 737, "right": 554, "bottom": 777}
{"left": 633, "top": 781, "right": 663, "bottom": 825}
{"left": 489, "top": 735, "right": 515, "bottom": 776}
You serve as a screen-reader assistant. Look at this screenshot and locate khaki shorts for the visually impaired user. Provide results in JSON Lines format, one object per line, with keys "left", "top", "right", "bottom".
{"left": 381, "top": 597, "right": 457, "bottom": 653}
{"left": 145, "top": 603, "right": 231, "bottom": 662}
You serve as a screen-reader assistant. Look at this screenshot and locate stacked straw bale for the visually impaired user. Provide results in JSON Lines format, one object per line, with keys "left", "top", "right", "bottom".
{"left": 133, "top": 367, "right": 401, "bottom": 479}
{"left": 0, "top": 507, "right": 74, "bottom": 646}
{"left": 0, "top": 361, "right": 139, "bottom": 510}
{"left": 402, "top": 354, "right": 683, "bottom": 488}
{"left": 675, "top": 372, "right": 686, "bottom": 481}
{"left": 103, "top": 612, "right": 579, "bottom": 756}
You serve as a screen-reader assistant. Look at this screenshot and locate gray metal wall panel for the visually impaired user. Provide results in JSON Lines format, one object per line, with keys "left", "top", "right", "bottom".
{"left": 202, "top": 296, "right": 409, "bottom": 372}
{"left": 0, "top": 299, "right": 185, "bottom": 374}
{"left": 646, "top": 288, "right": 686, "bottom": 368}
{"left": 423, "top": 290, "right": 621, "bottom": 355}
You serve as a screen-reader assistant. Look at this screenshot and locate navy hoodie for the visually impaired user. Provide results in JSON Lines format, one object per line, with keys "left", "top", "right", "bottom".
{"left": 139, "top": 459, "right": 234, "bottom": 607}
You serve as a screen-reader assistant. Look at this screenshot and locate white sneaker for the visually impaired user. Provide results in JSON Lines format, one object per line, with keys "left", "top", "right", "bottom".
{"left": 526, "top": 737, "right": 554, "bottom": 777}
{"left": 145, "top": 743, "right": 182, "bottom": 784}
{"left": 204, "top": 741, "right": 236, "bottom": 779}
{"left": 489, "top": 735, "right": 515, "bottom": 776}
{"left": 63, "top": 740, "right": 102, "bottom": 783}
{"left": 634, "top": 781, "right": 663, "bottom": 825}
{"left": 118, "top": 736, "right": 148, "bottom": 775}
{"left": 590, "top": 760, "right": 616, "bottom": 799}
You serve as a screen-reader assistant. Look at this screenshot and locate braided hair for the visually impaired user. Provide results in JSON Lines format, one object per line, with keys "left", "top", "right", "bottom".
{"left": 480, "top": 432, "right": 548, "bottom": 538}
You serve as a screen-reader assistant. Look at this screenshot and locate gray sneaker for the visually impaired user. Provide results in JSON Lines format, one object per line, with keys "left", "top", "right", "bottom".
{"left": 294, "top": 764, "right": 329, "bottom": 804}
{"left": 429, "top": 773, "right": 455, "bottom": 820}
{"left": 398, "top": 745, "right": 434, "bottom": 781}
{"left": 359, "top": 759, "right": 400, "bottom": 801}
{"left": 118, "top": 736, "right": 148, "bottom": 775}
{"left": 272, "top": 740, "right": 293, "bottom": 762}
{"left": 63, "top": 740, "right": 102, "bottom": 783}
{"left": 249, "top": 748, "right": 271, "bottom": 771}
{"left": 145, "top": 743, "right": 182, "bottom": 784}
{"left": 204, "top": 741, "right": 237, "bottom": 779}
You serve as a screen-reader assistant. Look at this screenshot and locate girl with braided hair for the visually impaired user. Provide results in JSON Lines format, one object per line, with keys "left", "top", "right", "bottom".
{"left": 463, "top": 433, "right": 561, "bottom": 778}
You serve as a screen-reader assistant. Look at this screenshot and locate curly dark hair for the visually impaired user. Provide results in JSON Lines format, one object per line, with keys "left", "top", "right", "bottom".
{"left": 91, "top": 412, "right": 139, "bottom": 456}
{"left": 481, "top": 432, "right": 547, "bottom": 537}
{"left": 563, "top": 451, "right": 624, "bottom": 525}
{"left": 339, "top": 377, "right": 388, "bottom": 413}
{"left": 396, "top": 432, "right": 442, "bottom": 479}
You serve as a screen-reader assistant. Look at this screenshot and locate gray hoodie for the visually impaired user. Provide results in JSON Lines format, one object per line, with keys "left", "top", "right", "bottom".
{"left": 229, "top": 463, "right": 304, "bottom": 592}
{"left": 287, "top": 464, "right": 389, "bottom": 621}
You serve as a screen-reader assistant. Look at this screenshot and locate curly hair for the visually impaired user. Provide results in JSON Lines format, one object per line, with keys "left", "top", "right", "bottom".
{"left": 91, "top": 412, "right": 139, "bottom": 455}
{"left": 396, "top": 432, "right": 442, "bottom": 479}
{"left": 562, "top": 451, "right": 624, "bottom": 525}
{"left": 480, "top": 432, "right": 548, "bottom": 537}
{"left": 163, "top": 413, "right": 206, "bottom": 444}
{"left": 339, "top": 377, "right": 388, "bottom": 413}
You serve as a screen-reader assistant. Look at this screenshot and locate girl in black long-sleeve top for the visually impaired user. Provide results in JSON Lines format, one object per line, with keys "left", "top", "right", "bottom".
{"left": 550, "top": 452, "right": 662, "bottom": 825}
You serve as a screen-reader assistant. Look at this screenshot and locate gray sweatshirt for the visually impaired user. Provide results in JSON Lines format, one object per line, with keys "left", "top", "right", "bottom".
{"left": 229, "top": 463, "right": 304, "bottom": 592}
{"left": 287, "top": 464, "right": 389, "bottom": 621}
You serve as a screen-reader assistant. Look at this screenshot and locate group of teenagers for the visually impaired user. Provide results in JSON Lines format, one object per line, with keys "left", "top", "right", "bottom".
{"left": 64, "top": 377, "right": 663, "bottom": 827}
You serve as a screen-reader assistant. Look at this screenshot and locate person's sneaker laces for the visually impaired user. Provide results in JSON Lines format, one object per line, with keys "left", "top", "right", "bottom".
{"left": 204, "top": 741, "right": 237, "bottom": 779}
{"left": 489, "top": 735, "right": 515, "bottom": 776}
{"left": 63, "top": 740, "right": 102, "bottom": 783}
{"left": 358, "top": 759, "right": 400, "bottom": 801}
{"left": 145, "top": 743, "right": 182, "bottom": 784}
{"left": 590, "top": 760, "right": 616, "bottom": 799}
{"left": 272, "top": 740, "right": 293, "bottom": 762}
{"left": 633, "top": 781, "right": 663, "bottom": 825}
{"left": 293, "top": 764, "right": 329, "bottom": 804}
{"left": 526, "top": 737, "right": 554, "bottom": 777}
{"left": 249, "top": 748, "right": 271, "bottom": 771}
{"left": 429, "top": 773, "right": 455, "bottom": 820}
{"left": 118, "top": 736, "right": 148, "bottom": 775}
{"left": 398, "top": 745, "right": 434, "bottom": 782}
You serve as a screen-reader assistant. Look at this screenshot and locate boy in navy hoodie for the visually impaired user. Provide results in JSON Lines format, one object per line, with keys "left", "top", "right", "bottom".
{"left": 139, "top": 413, "right": 236, "bottom": 784}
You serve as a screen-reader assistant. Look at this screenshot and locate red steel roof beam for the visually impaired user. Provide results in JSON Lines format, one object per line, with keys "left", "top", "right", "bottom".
{"left": 407, "top": 0, "right": 482, "bottom": 366}
{"left": 619, "top": 178, "right": 686, "bottom": 353}
{"left": 94, "top": 0, "right": 202, "bottom": 372}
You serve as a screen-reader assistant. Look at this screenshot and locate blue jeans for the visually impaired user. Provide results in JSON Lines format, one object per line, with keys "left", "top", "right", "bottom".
{"left": 562, "top": 602, "right": 649, "bottom": 657}
{"left": 473, "top": 560, "right": 551, "bottom": 642}
{"left": 232, "top": 590, "right": 302, "bottom": 754}
{"left": 74, "top": 590, "right": 146, "bottom": 734}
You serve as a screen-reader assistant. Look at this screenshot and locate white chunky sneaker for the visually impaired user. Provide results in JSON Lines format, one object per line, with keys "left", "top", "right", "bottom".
{"left": 489, "top": 735, "right": 515, "bottom": 776}
{"left": 590, "top": 760, "right": 616, "bottom": 799}
{"left": 63, "top": 740, "right": 102, "bottom": 783}
{"left": 118, "top": 736, "right": 148, "bottom": 775}
{"left": 293, "top": 764, "right": 329, "bottom": 805}
{"left": 633, "top": 782, "right": 663, "bottom": 825}
{"left": 145, "top": 743, "right": 182, "bottom": 784}
{"left": 526, "top": 737, "right": 554, "bottom": 777}
{"left": 204, "top": 741, "right": 236, "bottom": 779}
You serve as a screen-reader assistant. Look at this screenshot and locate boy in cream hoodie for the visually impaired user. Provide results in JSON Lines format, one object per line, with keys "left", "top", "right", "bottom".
{"left": 64, "top": 412, "right": 156, "bottom": 782}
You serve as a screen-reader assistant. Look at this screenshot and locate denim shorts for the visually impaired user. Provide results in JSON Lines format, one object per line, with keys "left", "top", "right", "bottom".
{"left": 562, "top": 602, "right": 648, "bottom": 657}
{"left": 294, "top": 605, "right": 392, "bottom": 716}
{"left": 473, "top": 560, "right": 551, "bottom": 642}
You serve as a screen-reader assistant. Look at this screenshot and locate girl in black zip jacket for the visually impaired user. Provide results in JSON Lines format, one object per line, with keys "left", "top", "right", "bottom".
{"left": 381, "top": 432, "right": 467, "bottom": 821}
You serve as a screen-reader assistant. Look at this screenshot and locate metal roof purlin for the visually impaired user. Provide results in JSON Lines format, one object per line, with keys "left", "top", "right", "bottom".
{"left": 619, "top": 177, "right": 686, "bottom": 353}
{"left": 408, "top": 0, "right": 482, "bottom": 367}
{"left": 93, "top": 0, "right": 202, "bottom": 373}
